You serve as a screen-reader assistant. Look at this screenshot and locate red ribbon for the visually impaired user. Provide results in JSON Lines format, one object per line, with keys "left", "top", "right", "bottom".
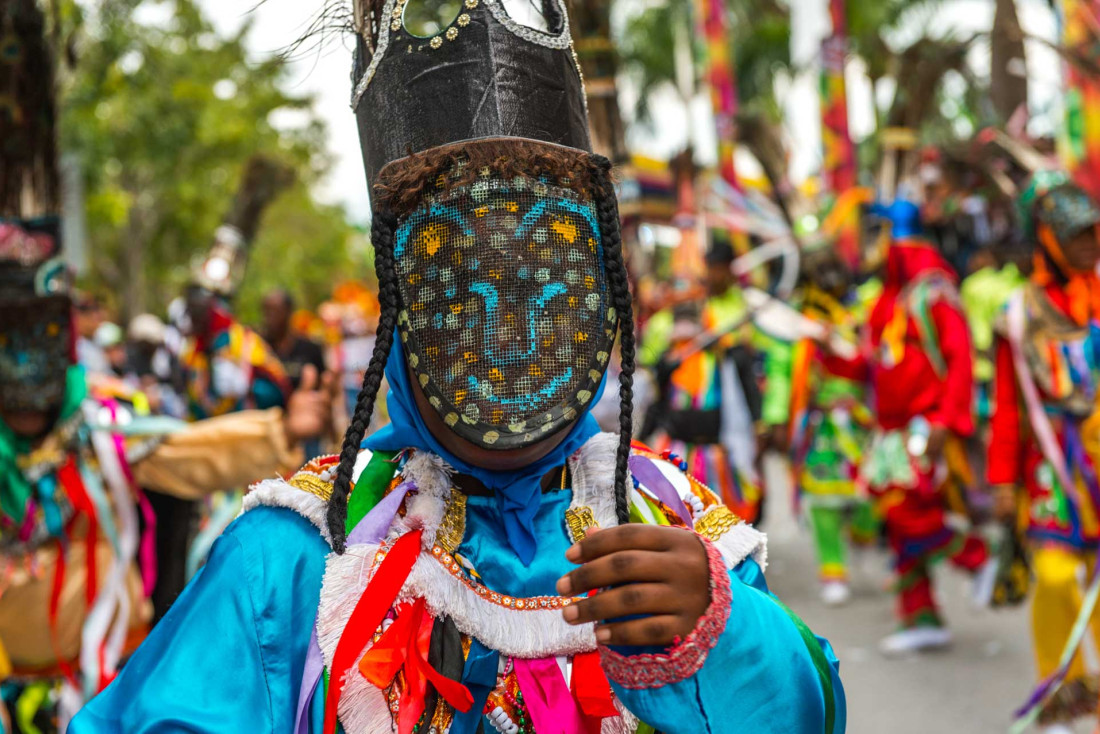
{"left": 359, "top": 598, "right": 474, "bottom": 734}
{"left": 324, "top": 530, "right": 424, "bottom": 734}
{"left": 57, "top": 458, "right": 98, "bottom": 609}
{"left": 571, "top": 650, "right": 619, "bottom": 728}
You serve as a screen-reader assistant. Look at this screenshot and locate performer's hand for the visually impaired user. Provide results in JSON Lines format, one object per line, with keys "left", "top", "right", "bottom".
{"left": 556, "top": 525, "right": 711, "bottom": 647}
{"left": 992, "top": 484, "right": 1018, "bottom": 523}
{"left": 283, "top": 365, "right": 336, "bottom": 445}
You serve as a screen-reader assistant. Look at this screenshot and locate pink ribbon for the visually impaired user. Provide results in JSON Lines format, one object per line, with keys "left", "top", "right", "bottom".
{"left": 103, "top": 399, "right": 158, "bottom": 596}
{"left": 513, "top": 657, "right": 586, "bottom": 734}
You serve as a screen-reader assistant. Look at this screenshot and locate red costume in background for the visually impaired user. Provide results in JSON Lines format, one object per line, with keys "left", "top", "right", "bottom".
{"left": 827, "top": 240, "right": 987, "bottom": 628}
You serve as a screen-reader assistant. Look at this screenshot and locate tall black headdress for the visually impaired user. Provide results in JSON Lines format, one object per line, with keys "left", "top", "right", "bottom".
{"left": 0, "top": 0, "right": 73, "bottom": 414}
{"left": 329, "top": 0, "right": 636, "bottom": 550}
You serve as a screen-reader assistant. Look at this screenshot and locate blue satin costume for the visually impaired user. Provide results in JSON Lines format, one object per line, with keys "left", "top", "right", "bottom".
{"left": 72, "top": 494, "right": 844, "bottom": 733}
{"left": 72, "top": 342, "right": 845, "bottom": 733}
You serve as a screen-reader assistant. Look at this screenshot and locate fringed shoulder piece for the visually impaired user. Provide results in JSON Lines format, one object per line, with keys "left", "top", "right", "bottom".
{"left": 240, "top": 453, "right": 374, "bottom": 548}
{"left": 629, "top": 444, "right": 767, "bottom": 571}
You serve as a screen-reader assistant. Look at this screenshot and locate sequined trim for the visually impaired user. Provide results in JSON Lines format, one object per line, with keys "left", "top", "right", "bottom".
{"left": 423, "top": 545, "right": 578, "bottom": 611}
{"left": 435, "top": 489, "right": 467, "bottom": 554}
{"left": 482, "top": 0, "right": 572, "bottom": 49}
{"left": 288, "top": 472, "right": 335, "bottom": 502}
{"left": 352, "top": 0, "right": 579, "bottom": 109}
{"left": 693, "top": 505, "right": 739, "bottom": 542}
{"left": 599, "top": 538, "right": 731, "bottom": 689}
{"left": 565, "top": 505, "right": 597, "bottom": 543}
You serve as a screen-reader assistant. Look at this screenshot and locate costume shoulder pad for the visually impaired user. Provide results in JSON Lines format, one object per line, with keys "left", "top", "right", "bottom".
{"left": 241, "top": 453, "right": 371, "bottom": 547}
{"left": 629, "top": 445, "right": 767, "bottom": 570}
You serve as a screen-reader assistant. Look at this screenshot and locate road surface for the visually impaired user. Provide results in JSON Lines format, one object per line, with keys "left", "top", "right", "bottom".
{"left": 758, "top": 457, "right": 1094, "bottom": 734}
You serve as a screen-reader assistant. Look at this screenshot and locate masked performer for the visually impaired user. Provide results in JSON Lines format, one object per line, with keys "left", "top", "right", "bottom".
{"left": 74, "top": 3, "right": 844, "bottom": 732}
{"left": 180, "top": 156, "right": 294, "bottom": 422}
{"left": 823, "top": 199, "right": 991, "bottom": 656}
{"left": 778, "top": 242, "right": 876, "bottom": 607}
{"left": 0, "top": 222, "right": 334, "bottom": 734}
{"left": 990, "top": 178, "right": 1100, "bottom": 732}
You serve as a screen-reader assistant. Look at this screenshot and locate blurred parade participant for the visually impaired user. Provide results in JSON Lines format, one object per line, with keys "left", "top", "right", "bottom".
{"left": 990, "top": 178, "right": 1100, "bottom": 731}
{"left": 125, "top": 314, "right": 186, "bottom": 420}
{"left": 174, "top": 159, "right": 296, "bottom": 592}
{"left": 73, "top": 295, "right": 109, "bottom": 377}
{"left": 639, "top": 241, "right": 774, "bottom": 523}
{"left": 262, "top": 288, "right": 327, "bottom": 390}
{"left": 961, "top": 244, "right": 1027, "bottom": 423}
{"left": 91, "top": 323, "right": 126, "bottom": 379}
{"left": 0, "top": 216, "right": 334, "bottom": 730}
{"left": 74, "top": 2, "right": 844, "bottom": 731}
{"left": 823, "top": 199, "right": 991, "bottom": 656}
{"left": 179, "top": 157, "right": 293, "bottom": 421}
{"left": 778, "top": 241, "right": 876, "bottom": 606}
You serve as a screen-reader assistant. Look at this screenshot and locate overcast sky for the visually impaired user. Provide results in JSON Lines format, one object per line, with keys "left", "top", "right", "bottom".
{"left": 196, "top": 0, "right": 1064, "bottom": 223}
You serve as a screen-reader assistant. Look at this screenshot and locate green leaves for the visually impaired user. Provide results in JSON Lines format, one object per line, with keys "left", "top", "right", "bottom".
{"left": 60, "top": 0, "right": 360, "bottom": 319}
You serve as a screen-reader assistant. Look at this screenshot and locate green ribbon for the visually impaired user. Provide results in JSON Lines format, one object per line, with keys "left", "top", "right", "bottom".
{"left": 345, "top": 449, "right": 400, "bottom": 536}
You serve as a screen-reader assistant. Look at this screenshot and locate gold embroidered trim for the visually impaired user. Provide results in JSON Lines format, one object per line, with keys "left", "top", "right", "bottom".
{"left": 565, "top": 505, "right": 597, "bottom": 543}
{"left": 436, "top": 489, "right": 468, "bottom": 554}
{"left": 288, "top": 472, "right": 334, "bottom": 502}
{"left": 693, "top": 505, "right": 740, "bottom": 542}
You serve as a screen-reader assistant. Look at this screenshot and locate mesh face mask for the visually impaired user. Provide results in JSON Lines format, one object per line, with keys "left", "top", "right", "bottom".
{"left": 0, "top": 219, "right": 72, "bottom": 413}
{"left": 393, "top": 170, "right": 617, "bottom": 449}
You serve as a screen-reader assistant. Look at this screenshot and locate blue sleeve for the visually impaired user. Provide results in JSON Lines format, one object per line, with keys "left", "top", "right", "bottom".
{"left": 610, "top": 559, "right": 846, "bottom": 734}
{"left": 71, "top": 506, "right": 328, "bottom": 733}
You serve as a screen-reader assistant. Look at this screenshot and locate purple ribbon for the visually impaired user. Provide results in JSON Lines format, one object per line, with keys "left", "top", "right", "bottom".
{"left": 627, "top": 455, "right": 693, "bottom": 524}
{"left": 347, "top": 480, "right": 417, "bottom": 546}
{"left": 294, "top": 625, "right": 325, "bottom": 734}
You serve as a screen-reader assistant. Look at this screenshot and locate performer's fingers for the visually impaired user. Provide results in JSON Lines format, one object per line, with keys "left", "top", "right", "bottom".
{"left": 565, "top": 523, "right": 673, "bottom": 564}
{"left": 593, "top": 614, "right": 685, "bottom": 647}
{"left": 556, "top": 550, "right": 668, "bottom": 596}
{"left": 320, "top": 369, "right": 338, "bottom": 396}
{"left": 561, "top": 584, "right": 679, "bottom": 626}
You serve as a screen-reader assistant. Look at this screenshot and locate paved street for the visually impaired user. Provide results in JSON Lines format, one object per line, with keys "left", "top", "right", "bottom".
{"left": 758, "top": 458, "right": 1094, "bottom": 734}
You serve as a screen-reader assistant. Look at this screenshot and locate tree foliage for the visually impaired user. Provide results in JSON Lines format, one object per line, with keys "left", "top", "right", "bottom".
{"left": 60, "top": 0, "right": 360, "bottom": 320}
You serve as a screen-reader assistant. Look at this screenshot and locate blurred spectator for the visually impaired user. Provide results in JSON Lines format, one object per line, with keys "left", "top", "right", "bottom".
{"left": 261, "top": 289, "right": 326, "bottom": 390}
{"left": 74, "top": 292, "right": 110, "bottom": 374}
{"left": 93, "top": 321, "right": 127, "bottom": 377}
{"left": 127, "top": 313, "right": 187, "bottom": 418}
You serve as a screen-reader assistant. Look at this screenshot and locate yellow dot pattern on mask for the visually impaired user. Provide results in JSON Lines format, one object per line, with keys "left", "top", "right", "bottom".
{"left": 391, "top": 171, "right": 619, "bottom": 448}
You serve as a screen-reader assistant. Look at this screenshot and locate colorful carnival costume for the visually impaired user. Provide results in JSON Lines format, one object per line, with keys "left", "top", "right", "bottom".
{"left": 0, "top": 216, "right": 309, "bottom": 732}
{"left": 782, "top": 279, "right": 876, "bottom": 606}
{"left": 639, "top": 277, "right": 770, "bottom": 523}
{"left": 74, "top": 4, "right": 844, "bottom": 732}
{"left": 990, "top": 180, "right": 1100, "bottom": 728}
{"left": 824, "top": 202, "right": 989, "bottom": 655}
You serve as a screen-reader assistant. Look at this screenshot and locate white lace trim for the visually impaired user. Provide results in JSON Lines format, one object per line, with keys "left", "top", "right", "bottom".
{"left": 241, "top": 478, "right": 332, "bottom": 545}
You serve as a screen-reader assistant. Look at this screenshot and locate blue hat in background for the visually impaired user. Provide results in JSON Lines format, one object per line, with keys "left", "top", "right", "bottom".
{"left": 869, "top": 199, "right": 923, "bottom": 239}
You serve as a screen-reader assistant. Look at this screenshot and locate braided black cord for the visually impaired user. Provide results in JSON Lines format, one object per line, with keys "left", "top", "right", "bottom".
{"left": 326, "top": 211, "right": 400, "bottom": 553}
{"left": 590, "top": 155, "right": 636, "bottom": 525}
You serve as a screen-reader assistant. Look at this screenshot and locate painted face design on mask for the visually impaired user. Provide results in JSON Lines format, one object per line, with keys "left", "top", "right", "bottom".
{"left": 393, "top": 172, "right": 617, "bottom": 449}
